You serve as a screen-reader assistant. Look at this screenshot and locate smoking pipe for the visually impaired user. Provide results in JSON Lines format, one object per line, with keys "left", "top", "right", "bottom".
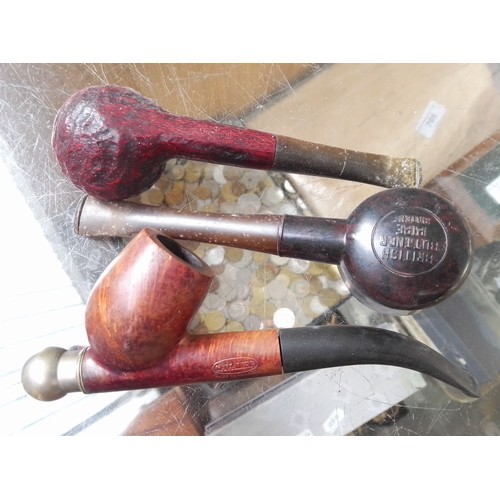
{"left": 21, "top": 229, "right": 479, "bottom": 402}
{"left": 76, "top": 187, "right": 472, "bottom": 315}
{"left": 52, "top": 85, "right": 422, "bottom": 201}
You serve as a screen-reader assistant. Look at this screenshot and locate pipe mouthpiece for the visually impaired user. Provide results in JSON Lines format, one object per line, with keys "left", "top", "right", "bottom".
{"left": 390, "top": 158, "right": 422, "bottom": 189}
{"left": 279, "top": 326, "right": 480, "bottom": 399}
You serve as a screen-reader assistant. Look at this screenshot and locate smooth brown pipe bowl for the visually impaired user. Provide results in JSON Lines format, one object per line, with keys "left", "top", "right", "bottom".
{"left": 52, "top": 85, "right": 422, "bottom": 201}
{"left": 85, "top": 228, "right": 214, "bottom": 371}
{"left": 21, "top": 229, "right": 480, "bottom": 402}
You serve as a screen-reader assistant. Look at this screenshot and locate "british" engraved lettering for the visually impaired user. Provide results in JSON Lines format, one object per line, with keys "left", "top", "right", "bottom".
{"left": 381, "top": 247, "right": 435, "bottom": 264}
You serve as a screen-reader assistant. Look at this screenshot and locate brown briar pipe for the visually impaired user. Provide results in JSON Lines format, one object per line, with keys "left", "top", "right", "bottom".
{"left": 21, "top": 229, "right": 479, "bottom": 402}
{"left": 52, "top": 85, "right": 422, "bottom": 201}
{"left": 76, "top": 187, "right": 473, "bottom": 315}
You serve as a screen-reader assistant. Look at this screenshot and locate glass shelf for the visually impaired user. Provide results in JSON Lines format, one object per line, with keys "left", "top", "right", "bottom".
{"left": 2, "top": 63, "right": 500, "bottom": 436}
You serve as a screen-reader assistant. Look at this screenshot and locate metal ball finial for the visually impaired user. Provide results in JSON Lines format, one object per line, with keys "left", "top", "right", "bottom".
{"left": 21, "top": 347, "right": 68, "bottom": 401}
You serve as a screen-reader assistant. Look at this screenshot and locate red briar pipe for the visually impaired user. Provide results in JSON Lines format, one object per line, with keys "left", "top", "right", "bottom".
{"left": 52, "top": 85, "right": 422, "bottom": 201}
{"left": 22, "top": 229, "right": 479, "bottom": 402}
{"left": 75, "top": 188, "right": 473, "bottom": 315}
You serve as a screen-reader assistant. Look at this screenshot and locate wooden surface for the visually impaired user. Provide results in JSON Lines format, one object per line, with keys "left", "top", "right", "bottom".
{"left": 247, "top": 64, "right": 500, "bottom": 219}
{"left": 129, "top": 63, "right": 320, "bottom": 118}
{"left": 50, "top": 63, "right": 318, "bottom": 119}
